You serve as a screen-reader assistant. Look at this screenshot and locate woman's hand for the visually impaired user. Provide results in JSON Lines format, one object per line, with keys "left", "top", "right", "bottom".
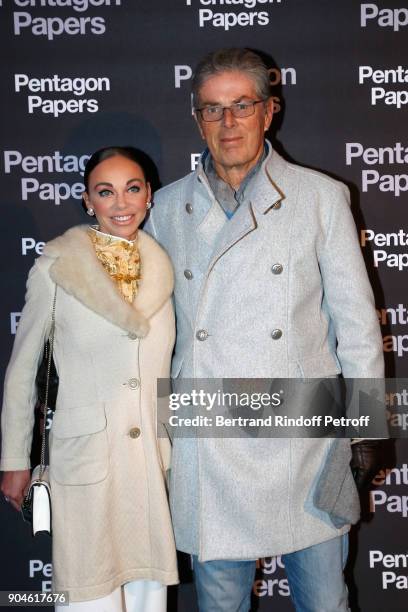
{"left": 1, "top": 470, "right": 31, "bottom": 511}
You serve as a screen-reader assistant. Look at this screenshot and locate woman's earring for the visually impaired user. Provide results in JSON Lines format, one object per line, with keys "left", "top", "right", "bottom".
{"left": 87, "top": 208, "right": 95, "bottom": 216}
{"left": 146, "top": 201, "right": 152, "bottom": 210}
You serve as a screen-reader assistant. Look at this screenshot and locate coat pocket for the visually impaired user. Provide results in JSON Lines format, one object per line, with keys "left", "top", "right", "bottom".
{"left": 296, "top": 351, "right": 341, "bottom": 379}
{"left": 313, "top": 440, "right": 360, "bottom": 528}
{"left": 171, "top": 352, "right": 184, "bottom": 379}
{"left": 153, "top": 390, "right": 172, "bottom": 477}
{"left": 50, "top": 403, "right": 109, "bottom": 486}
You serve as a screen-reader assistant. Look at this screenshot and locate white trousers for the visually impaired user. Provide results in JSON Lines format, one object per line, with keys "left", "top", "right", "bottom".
{"left": 55, "top": 580, "right": 167, "bottom": 612}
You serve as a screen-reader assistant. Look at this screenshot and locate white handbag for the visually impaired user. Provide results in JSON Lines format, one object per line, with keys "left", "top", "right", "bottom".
{"left": 22, "top": 466, "right": 52, "bottom": 536}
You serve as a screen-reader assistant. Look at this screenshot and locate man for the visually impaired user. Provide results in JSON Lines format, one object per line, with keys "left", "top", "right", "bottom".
{"left": 145, "top": 48, "right": 384, "bottom": 612}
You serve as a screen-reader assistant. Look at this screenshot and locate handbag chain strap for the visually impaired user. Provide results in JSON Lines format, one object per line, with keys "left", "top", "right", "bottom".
{"left": 39, "top": 285, "right": 57, "bottom": 480}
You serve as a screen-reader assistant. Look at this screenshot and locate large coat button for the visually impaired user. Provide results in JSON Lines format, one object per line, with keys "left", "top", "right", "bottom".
{"left": 271, "top": 329, "right": 282, "bottom": 340}
{"left": 186, "top": 203, "right": 193, "bottom": 214}
{"left": 273, "top": 201, "right": 282, "bottom": 210}
{"left": 128, "top": 378, "right": 140, "bottom": 389}
{"left": 128, "top": 332, "right": 138, "bottom": 340}
{"left": 271, "top": 263, "right": 283, "bottom": 275}
{"left": 129, "top": 427, "right": 141, "bottom": 438}
{"left": 184, "top": 269, "right": 193, "bottom": 280}
{"left": 196, "top": 329, "right": 209, "bottom": 341}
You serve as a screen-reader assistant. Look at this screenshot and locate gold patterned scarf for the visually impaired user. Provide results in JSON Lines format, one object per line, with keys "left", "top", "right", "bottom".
{"left": 87, "top": 226, "right": 141, "bottom": 303}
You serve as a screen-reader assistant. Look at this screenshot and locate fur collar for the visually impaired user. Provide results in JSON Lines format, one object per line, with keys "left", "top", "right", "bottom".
{"left": 44, "top": 225, "right": 174, "bottom": 337}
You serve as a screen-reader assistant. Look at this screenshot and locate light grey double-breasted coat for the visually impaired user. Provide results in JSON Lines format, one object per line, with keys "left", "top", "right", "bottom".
{"left": 1, "top": 226, "right": 178, "bottom": 600}
{"left": 145, "top": 142, "right": 384, "bottom": 561}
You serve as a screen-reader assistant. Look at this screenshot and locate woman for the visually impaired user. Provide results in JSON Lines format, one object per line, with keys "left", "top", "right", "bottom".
{"left": 0, "top": 146, "right": 178, "bottom": 611}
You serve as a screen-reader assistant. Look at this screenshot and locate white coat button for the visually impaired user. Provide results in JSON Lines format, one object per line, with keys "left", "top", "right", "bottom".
{"left": 186, "top": 203, "right": 193, "bottom": 214}
{"left": 271, "top": 329, "right": 282, "bottom": 340}
{"left": 271, "top": 263, "right": 283, "bottom": 275}
{"left": 129, "top": 427, "right": 141, "bottom": 439}
{"left": 196, "top": 329, "right": 208, "bottom": 341}
{"left": 128, "top": 378, "right": 140, "bottom": 389}
{"left": 184, "top": 269, "right": 193, "bottom": 280}
{"left": 128, "top": 332, "right": 138, "bottom": 340}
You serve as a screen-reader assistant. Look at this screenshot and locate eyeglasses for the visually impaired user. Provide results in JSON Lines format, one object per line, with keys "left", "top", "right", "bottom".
{"left": 195, "top": 100, "right": 266, "bottom": 122}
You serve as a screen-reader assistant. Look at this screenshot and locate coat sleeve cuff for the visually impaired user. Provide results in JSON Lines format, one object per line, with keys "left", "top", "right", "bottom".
{"left": 0, "top": 457, "right": 31, "bottom": 471}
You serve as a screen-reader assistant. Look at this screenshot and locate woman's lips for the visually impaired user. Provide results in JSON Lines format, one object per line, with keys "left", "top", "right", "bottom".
{"left": 111, "top": 214, "right": 135, "bottom": 224}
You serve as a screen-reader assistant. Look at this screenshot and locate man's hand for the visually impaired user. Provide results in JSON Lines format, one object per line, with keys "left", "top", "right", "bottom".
{"left": 1, "top": 470, "right": 31, "bottom": 511}
{"left": 351, "top": 440, "right": 383, "bottom": 491}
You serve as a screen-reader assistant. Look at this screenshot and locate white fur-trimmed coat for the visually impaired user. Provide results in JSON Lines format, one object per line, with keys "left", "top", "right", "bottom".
{"left": 0, "top": 226, "right": 178, "bottom": 601}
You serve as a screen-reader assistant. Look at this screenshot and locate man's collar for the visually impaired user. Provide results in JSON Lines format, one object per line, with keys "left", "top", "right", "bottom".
{"left": 250, "top": 140, "right": 286, "bottom": 213}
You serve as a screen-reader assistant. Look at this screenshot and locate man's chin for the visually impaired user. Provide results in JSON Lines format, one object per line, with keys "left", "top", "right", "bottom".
{"left": 216, "top": 151, "right": 249, "bottom": 168}
{"left": 222, "top": 159, "right": 253, "bottom": 172}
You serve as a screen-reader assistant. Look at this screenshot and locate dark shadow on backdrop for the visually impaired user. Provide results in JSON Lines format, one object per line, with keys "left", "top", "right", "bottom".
{"left": 249, "top": 48, "right": 285, "bottom": 141}
{"left": 62, "top": 112, "right": 163, "bottom": 194}
{"left": 168, "top": 551, "right": 197, "bottom": 612}
{"left": 346, "top": 439, "right": 397, "bottom": 611}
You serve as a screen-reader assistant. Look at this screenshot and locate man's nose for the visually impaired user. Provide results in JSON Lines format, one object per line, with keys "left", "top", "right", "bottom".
{"left": 222, "top": 107, "right": 237, "bottom": 128}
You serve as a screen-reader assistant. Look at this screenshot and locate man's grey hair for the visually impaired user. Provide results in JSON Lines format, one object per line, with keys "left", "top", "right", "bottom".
{"left": 192, "top": 48, "right": 271, "bottom": 108}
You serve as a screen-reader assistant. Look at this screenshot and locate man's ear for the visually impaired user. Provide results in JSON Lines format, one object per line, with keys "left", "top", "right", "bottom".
{"left": 263, "top": 97, "right": 274, "bottom": 132}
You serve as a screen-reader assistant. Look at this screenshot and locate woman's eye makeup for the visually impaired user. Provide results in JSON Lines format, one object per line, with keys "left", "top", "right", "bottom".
{"left": 97, "top": 188, "right": 112, "bottom": 197}
{"left": 95, "top": 183, "right": 141, "bottom": 197}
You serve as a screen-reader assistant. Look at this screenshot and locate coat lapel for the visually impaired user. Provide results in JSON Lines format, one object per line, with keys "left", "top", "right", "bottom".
{"left": 192, "top": 162, "right": 258, "bottom": 270}
{"left": 44, "top": 226, "right": 173, "bottom": 337}
{"left": 194, "top": 169, "right": 228, "bottom": 249}
{"left": 196, "top": 199, "right": 228, "bottom": 249}
{"left": 208, "top": 200, "right": 258, "bottom": 271}
{"left": 251, "top": 161, "right": 285, "bottom": 215}
{"left": 205, "top": 143, "right": 286, "bottom": 271}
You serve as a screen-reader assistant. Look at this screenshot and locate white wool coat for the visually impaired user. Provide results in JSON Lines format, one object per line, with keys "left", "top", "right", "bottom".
{"left": 0, "top": 226, "right": 178, "bottom": 601}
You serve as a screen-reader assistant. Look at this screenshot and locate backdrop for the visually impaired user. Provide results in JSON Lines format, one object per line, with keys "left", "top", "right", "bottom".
{"left": 0, "top": 1, "right": 407, "bottom": 610}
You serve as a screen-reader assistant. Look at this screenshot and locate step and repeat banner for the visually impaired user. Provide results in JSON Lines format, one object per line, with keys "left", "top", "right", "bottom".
{"left": 0, "top": 1, "right": 407, "bottom": 610}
